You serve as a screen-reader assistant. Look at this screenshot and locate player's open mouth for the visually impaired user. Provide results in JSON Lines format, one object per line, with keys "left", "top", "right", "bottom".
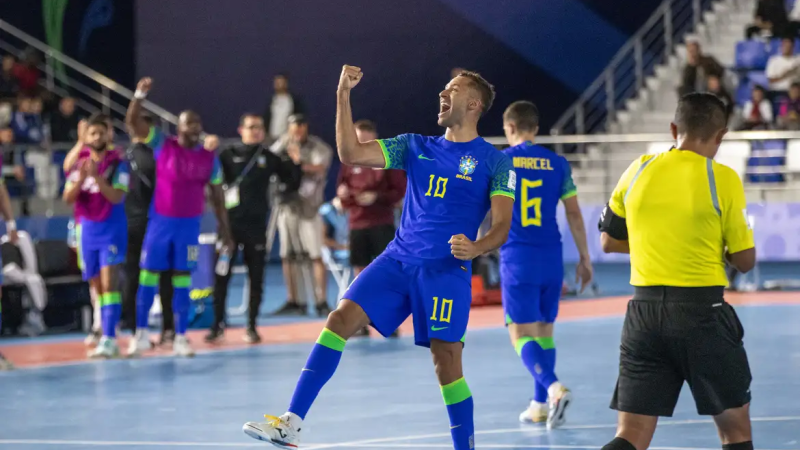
{"left": 439, "top": 102, "right": 451, "bottom": 116}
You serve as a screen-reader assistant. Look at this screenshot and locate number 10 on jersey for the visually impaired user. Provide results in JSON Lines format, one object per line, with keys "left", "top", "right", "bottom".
{"left": 425, "top": 175, "right": 448, "bottom": 198}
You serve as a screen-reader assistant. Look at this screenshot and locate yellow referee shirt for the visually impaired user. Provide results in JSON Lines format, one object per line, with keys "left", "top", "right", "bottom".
{"left": 608, "top": 149, "right": 754, "bottom": 287}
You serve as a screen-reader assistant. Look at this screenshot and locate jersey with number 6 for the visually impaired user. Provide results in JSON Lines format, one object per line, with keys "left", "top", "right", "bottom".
{"left": 500, "top": 142, "right": 576, "bottom": 261}
{"left": 378, "top": 134, "right": 516, "bottom": 271}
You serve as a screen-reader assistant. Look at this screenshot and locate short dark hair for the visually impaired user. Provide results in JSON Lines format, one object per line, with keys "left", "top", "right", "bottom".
{"left": 354, "top": 119, "right": 377, "bottom": 134}
{"left": 457, "top": 70, "right": 495, "bottom": 116}
{"left": 674, "top": 93, "right": 728, "bottom": 140}
{"left": 503, "top": 101, "right": 540, "bottom": 132}
{"left": 86, "top": 112, "right": 110, "bottom": 130}
{"left": 288, "top": 114, "right": 307, "bottom": 125}
{"left": 239, "top": 113, "right": 263, "bottom": 126}
{"left": 753, "top": 84, "right": 767, "bottom": 94}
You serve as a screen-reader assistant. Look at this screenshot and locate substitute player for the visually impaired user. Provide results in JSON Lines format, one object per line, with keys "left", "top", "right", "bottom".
{"left": 0, "top": 142, "right": 19, "bottom": 370}
{"left": 125, "top": 77, "right": 233, "bottom": 358}
{"left": 598, "top": 93, "right": 755, "bottom": 450}
{"left": 500, "top": 101, "right": 592, "bottom": 429}
{"left": 243, "top": 66, "right": 516, "bottom": 450}
{"left": 62, "top": 114, "right": 129, "bottom": 358}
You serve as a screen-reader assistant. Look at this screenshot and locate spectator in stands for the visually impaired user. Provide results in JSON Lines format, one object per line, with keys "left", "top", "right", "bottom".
{"left": 766, "top": 37, "right": 800, "bottom": 94}
{"left": 746, "top": 0, "right": 790, "bottom": 39}
{"left": 11, "top": 48, "right": 40, "bottom": 96}
{"left": 738, "top": 85, "right": 773, "bottom": 130}
{"left": 0, "top": 55, "right": 19, "bottom": 101}
{"left": 11, "top": 96, "right": 43, "bottom": 145}
{"left": 777, "top": 82, "right": 800, "bottom": 129}
{"left": 0, "top": 127, "right": 29, "bottom": 217}
{"left": 336, "top": 119, "right": 405, "bottom": 337}
{"left": 50, "top": 97, "right": 82, "bottom": 143}
{"left": 706, "top": 75, "right": 734, "bottom": 119}
{"left": 320, "top": 197, "right": 349, "bottom": 263}
{"left": 264, "top": 73, "right": 305, "bottom": 142}
{"left": 678, "top": 41, "right": 724, "bottom": 97}
{"left": 271, "top": 114, "right": 333, "bottom": 317}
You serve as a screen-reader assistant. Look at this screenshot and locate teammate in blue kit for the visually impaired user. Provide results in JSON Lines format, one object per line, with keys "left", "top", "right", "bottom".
{"left": 500, "top": 101, "right": 593, "bottom": 429}
{"left": 244, "top": 65, "right": 516, "bottom": 449}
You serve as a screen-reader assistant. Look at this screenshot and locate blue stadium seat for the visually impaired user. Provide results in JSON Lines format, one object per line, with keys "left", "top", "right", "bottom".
{"left": 736, "top": 41, "right": 770, "bottom": 70}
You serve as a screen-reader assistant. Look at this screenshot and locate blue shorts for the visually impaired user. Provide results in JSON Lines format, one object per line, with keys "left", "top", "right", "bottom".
{"left": 343, "top": 254, "right": 472, "bottom": 348}
{"left": 80, "top": 231, "right": 127, "bottom": 281}
{"left": 500, "top": 258, "right": 563, "bottom": 325}
{"left": 140, "top": 214, "right": 201, "bottom": 272}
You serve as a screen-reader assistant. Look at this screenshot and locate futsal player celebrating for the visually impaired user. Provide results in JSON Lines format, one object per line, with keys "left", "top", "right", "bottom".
{"left": 243, "top": 66, "right": 516, "bottom": 450}
{"left": 125, "top": 77, "right": 233, "bottom": 358}
{"left": 598, "top": 93, "right": 755, "bottom": 450}
{"left": 0, "top": 144, "right": 18, "bottom": 370}
{"left": 62, "top": 114, "right": 129, "bottom": 359}
{"left": 500, "top": 101, "right": 592, "bottom": 429}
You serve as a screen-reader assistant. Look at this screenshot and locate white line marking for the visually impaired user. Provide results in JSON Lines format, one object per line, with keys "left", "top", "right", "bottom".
{"left": 1, "top": 416, "right": 797, "bottom": 448}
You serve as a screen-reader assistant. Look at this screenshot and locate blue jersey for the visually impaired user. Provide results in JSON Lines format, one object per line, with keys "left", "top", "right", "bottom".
{"left": 500, "top": 142, "right": 576, "bottom": 262}
{"left": 378, "top": 134, "right": 515, "bottom": 270}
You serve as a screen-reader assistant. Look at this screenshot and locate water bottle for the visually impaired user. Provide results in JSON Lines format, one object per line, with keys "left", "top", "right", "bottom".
{"left": 215, "top": 246, "right": 231, "bottom": 276}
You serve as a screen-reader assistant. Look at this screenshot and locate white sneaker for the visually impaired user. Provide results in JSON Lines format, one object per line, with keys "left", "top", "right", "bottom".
{"left": 88, "top": 337, "right": 120, "bottom": 359}
{"left": 127, "top": 330, "right": 153, "bottom": 357}
{"left": 546, "top": 383, "right": 572, "bottom": 430}
{"left": 173, "top": 335, "right": 195, "bottom": 357}
{"left": 84, "top": 329, "right": 101, "bottom": 347}
{"left": 519, "top": 400, "right": 548, "bottom": 424}
{"left": 0, "top": 353, "right": 14, "bottom": 370}
{"left": 243, "top": 414, "right": 301, "bottom": 448}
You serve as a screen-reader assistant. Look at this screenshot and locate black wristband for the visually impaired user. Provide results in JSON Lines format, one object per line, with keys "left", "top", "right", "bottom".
{"left": 598, "top": 203, "right": 628, "bottom": 241}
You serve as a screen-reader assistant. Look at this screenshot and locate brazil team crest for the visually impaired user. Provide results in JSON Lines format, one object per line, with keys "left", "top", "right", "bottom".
{"left": 459, "top": 156, "right": 478, "bottom": 176}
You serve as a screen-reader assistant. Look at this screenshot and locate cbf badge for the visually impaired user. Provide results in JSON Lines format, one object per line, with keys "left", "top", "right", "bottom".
{"left": 457, "top": 156, "right": 478, "bottom": 181}
{"left": 258, "top": 155, "right": 267, "bottom": 168}
{"left": 224, "top": 185, "right": 240, "bottom": 209}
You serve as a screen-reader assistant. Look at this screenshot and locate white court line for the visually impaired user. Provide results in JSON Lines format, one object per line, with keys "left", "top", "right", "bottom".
{"left": 1, "top": 416, "right": 798, "bottom": 448}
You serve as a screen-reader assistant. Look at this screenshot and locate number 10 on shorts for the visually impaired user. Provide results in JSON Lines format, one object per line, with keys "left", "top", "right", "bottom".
{"left": 430, "top": 297, "right": 453, "bottom": 323}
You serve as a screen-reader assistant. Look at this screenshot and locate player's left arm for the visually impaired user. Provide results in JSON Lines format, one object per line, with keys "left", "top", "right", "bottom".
{"left": 719, "top": 167, "right": 756, "bottom": 273}
{"left": 560, "top": 161, "right": 593, "bottom": 292}
{"left": 450, "top": 155, "right": 515, "bottom": 260}
{"left": 95, "top": 161, "right": 128, "bottom": 204}
{"left": 208, "top": 156, "right": 234, "bottom": 248}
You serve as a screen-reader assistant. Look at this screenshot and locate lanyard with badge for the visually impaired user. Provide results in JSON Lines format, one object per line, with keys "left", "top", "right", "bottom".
{"left": 224, "top": 146, "right": 265, "bottom": 209}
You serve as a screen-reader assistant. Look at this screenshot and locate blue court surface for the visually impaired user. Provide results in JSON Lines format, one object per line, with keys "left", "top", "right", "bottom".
{"left": 1, "top": 300, "right": 799, "bottom": 449}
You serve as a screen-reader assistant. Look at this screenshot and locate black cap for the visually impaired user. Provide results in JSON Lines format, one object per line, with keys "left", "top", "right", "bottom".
{"left": 288, "top": 114, "right": 307, "bottom": 125}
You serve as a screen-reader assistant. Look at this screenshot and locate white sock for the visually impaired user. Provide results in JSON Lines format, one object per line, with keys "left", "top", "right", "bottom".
{"left": 285, "top": 412, "right": 303, "bottom": 430}
{"left": 547, "top": 381, "right": 564, "bottom": 401}
{"left": 531, "top": 400, "right": 547, "bottom": 409}
{"left": 90, "top": 288, "right": 101, "bottom": 331}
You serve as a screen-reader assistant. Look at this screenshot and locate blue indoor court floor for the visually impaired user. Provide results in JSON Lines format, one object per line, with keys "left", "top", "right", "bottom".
{"left": 1, "top": 300, "right": 799, "bottom": 449}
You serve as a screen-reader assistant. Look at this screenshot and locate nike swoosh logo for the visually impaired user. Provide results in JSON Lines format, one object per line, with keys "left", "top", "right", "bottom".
{"left": 431, "top": 326, "right": 448, "bottom": 331}
{"left": 301, "top": 368, "right": 314, "bottom": 373}
{"left": 418, "top": 155, "right": 435, "bottom": 160}
{"left": 450, "top": 424, "right": 461, "bottom": 429}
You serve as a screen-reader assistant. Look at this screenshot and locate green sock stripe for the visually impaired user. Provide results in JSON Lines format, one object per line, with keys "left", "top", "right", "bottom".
{"left": 533, "top": 337, "right": 555, "bottom": 350}
{"left": 317, "top": 328, "right": 346, "bottom": 351}
{"left": 104, "top": 292, "right": 121, "bottom": 306}
{"left": 172, "top": 275, "right": 192, "bottom": 288}
{"left": 441, "top": 377, "right": 472, "bottom": 406}
{"left": 515, "top": 336, "right": 535, "bottom": 356}
{"left": 139, "top": 270, "right": 159, "bottom": 286}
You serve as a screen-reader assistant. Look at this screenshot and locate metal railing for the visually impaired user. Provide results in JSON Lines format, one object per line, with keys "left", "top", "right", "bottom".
{"left": 0, "top": 19, "right": 177, "bottom": 134}
{"left": 551, "top": 0, "right": 714, "bottom": 136}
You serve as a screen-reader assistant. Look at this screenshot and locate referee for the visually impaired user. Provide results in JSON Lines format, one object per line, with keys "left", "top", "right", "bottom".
{"left": 598, "top": 93, "right": 755, "bottom": 450}
{"left": 204, "top": 113, "right": 301, "bottom": 344}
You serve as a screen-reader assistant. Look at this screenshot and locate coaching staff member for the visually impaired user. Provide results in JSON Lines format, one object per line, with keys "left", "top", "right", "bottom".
{"left": 598, "top": 93, "right": 756, "bottom": 450}
{"left": 204, "top": 113, "right": 302, "bottom": 344}
{"left": 122, "top": 114, "right": 175, "bottom": 346}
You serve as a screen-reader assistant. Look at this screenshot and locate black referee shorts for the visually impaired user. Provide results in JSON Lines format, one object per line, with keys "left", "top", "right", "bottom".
{"left": 610, "top": 286, "right": 752, "bottom": 417}
{"left": 349, "top": 224, "right": 395, "bottom": 268}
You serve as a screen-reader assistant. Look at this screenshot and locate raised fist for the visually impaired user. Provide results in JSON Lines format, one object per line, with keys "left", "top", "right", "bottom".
{"left": 136, "top": 77, "right": 153, "bottom": 94}
{"left": 338, "top": 65, "right": 363, "bottom": 92}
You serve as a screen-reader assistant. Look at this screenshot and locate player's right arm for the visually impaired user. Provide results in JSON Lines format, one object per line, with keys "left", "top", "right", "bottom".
{"left": 126, "top": 77, "right": 153, "bottom": 141}
{"left": 62, "top": 163, "right": 87, "bottom": 204}
{"left": 62, "top": 119, "right": 87, "bottom": 173}
{"left": 718, "top": 166, "right": 756, "bottom": 273}
{"left": 335, "top": 65, "right": 390, "bottom": 168}
{"left": 599, "top": 158, "right": 641, "bottom": 254}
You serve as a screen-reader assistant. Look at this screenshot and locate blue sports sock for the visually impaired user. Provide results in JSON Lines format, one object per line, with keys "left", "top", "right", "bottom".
{"left": 288, "top": 328, "right": 346, "bottom": 420}
{"left": 442, "top": 377, "right": 475, "bottom": 450}
{"left": 136, "top": 271, "right": 159, "bottom": 329}
{"left": 534, "top": 378, "right": 548, "bottom": 404}
{"left": 100, "top": 292, "right": 122, "bottom": 338}
{"left": 172, "top": 275, "right": 192, "bottom": 335}
{"left": 517, "top": 337, "right": 558, "bottom": 393}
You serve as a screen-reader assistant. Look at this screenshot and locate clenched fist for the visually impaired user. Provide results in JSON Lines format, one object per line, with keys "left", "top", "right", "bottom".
{"left": 204, "top": 134, "right": 220, "bottom": 151}
{"left": 449, "top": 234, "right": 482, "bottom": 261}
{"left": 338, "top": 65, "right": 363, "bottom": 92}
{"left": 136, "top": 77, "right": 153, "bottom": 94}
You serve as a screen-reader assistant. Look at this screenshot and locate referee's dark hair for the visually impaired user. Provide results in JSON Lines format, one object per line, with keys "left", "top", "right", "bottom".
{"left": 458, "top": 70, "right": 496, "bottom": 116}
{"left": 673, "top": 93, "right": 728, "bottom": 141}
{"left": 503, "top": 101, "right": 540, "bottom": 132}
